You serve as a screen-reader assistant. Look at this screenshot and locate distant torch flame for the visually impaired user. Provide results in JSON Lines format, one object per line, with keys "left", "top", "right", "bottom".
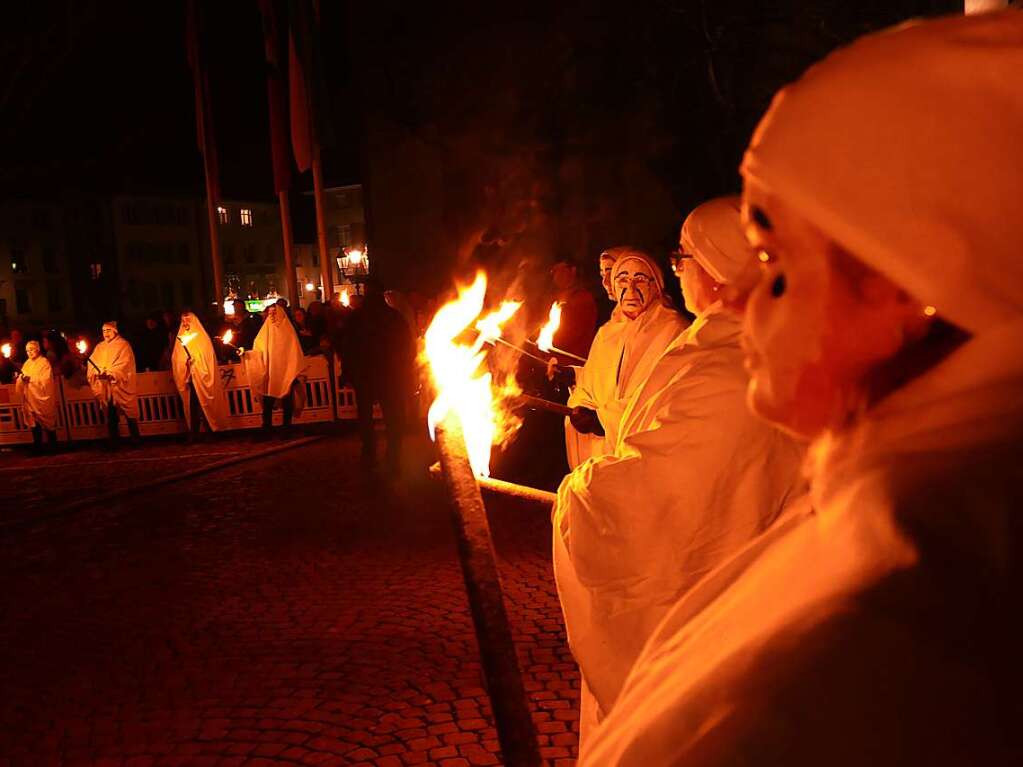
{"left": 340, "top": 289, "right": 351, "bottom": 308}
{"left": 536, "top": 302, "right": 563, "bottom": 352}
{"left": 76, "top": 339, "right": 88, "bottom": 355}
{"left": 222, "top": 329, "right": 234, "bottom": 346}
{"left": 1, "top": 343, "right": 10, "bottom": 359}
{"left": 424, "top": 273, "right": 522, "bottom": 477}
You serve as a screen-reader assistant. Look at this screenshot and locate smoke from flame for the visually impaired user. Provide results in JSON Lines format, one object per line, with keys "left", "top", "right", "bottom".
{"left": 424, "top": 272, "right": 523, "bottom": 477}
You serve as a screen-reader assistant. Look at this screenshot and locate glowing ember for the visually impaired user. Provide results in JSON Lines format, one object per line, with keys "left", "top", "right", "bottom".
{"left": 222, "top": 329, "right": 234, "bottom": 346}
{"left": 1, "top": 343, "right": 11, "bottom": 359}
{"left": 341, "top": 289, "right": 351, "bottom": 308}
{"left": 424, "top": 272, "right": 522, "bottom": 478}
{"left": 475, "top": 300, "right": 522, "bottom": 344}
{"left": 76, "top": 339, "right": 88, "bottom": 354}
{"left": 536, "top": 302, "right": 562, "bottom": 352}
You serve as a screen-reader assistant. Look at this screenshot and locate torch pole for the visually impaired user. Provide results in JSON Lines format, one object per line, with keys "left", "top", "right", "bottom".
{"left": 526, "top": 339, "right": 587, "bottom": 364}
{"left": 434, "top": 418, "right": 542, "bottom": 767}
{"left": 515, "top": 393, "right": 573, "bottom": 418}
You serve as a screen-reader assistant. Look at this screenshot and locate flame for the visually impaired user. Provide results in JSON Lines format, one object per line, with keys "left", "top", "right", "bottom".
{"left": 424, "top": 272, "right": 522, "bottom": 477}
{"left": 76, "top": 339, "right": 88, "bottom": 354}
{"left": 179, "top": 332, "right": 198, "bottom": 346}
{"left": 1, "top": 343, "right": 10, "bottom": 359}
{"left": 224, "top": 301, "right": 237, "bottom": 316}
{"left": 340, "top": 288, "right": 351, "bottom": 308}
{"left": 474, "top": 300, "right": 521, "bottom": 344}
{"left": 536, "top": 302, "right": 562, "bottom": 352}
{"left": 222, "top": 329, "right": 234, "bottom": 345}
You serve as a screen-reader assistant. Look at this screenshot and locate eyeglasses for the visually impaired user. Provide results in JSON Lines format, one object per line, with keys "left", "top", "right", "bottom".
{"left": 668, "top": 249, "right": 694, "bottom": 274}
{"left": 614, "top": 273, "right": 655, "bottom": 289}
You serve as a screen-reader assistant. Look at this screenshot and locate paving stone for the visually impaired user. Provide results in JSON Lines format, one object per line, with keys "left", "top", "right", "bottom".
{"left": 0, "top": 433, "right": 580, "bottom": 763}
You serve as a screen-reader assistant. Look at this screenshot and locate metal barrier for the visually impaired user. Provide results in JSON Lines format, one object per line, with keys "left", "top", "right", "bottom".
{"left": 0, "top": 354, "right": 355, "bottom": 448}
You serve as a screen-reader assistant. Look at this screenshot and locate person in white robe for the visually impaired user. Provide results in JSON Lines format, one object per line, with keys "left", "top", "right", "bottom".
{"left": 562, "top": 250, "right": 688, "bottom": 464}
{"left": 584, "top": 11, "right": 1023, "bottom": 766}
{"left": 244, "top": 304, "right": 306, "bottom": 435}
{"left": 563, "top": 247, "right": 629, "bottom": 468}
{"left": 171, "top": 311, "right": 226, "bottom": 437}
{"left": 87, "top": 321, "right": 140, "bottom": 445}
{"left": 17, "top": 340, "right": 60, "bottom": 450}
{"left": 554, "top": 199, "right": 804, "bottom": 745}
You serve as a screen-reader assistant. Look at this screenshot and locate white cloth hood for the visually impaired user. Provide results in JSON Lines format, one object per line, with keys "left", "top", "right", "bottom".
{"left": 741, "top": 10, "right": 1023, "bottom": 333}
{"left": 680, "top": 196, "right": 748, "bottom": 285}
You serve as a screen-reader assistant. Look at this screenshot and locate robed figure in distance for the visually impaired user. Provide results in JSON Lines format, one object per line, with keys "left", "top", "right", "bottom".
{"left": 87, "top": 321, "right": 140, "bottom": 446}
{"left": 244, "top": 304, "right": 306, "bottom": 436}
{"left": 171, "top": 310, "right": 226, "bottom": 438}
{"left": 562, "top": 248, "right": 688, "bottom": 468}
{"left": 585, "top": 11, "right": 1023, "bottom": 766}
{"left": 556, "top": 200, "right": 804, "bottom": 747}
{"left": 17, "top": 339, "right": 60, "bottom": 451}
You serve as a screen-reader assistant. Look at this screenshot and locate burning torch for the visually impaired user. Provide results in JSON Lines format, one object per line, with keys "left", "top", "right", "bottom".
{"left": 534, "top": 302, "right": 587, "bottom": 364}
{"left": 1, "top": 342, "right": 23, "bottom": 377}
{"left": 217, "top": 329, "right": 243, "bottom": 356}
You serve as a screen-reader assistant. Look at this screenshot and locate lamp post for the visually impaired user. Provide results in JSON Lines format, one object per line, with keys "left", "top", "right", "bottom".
{"left": 335, "top": 245, "right": 370, "bottom": 295}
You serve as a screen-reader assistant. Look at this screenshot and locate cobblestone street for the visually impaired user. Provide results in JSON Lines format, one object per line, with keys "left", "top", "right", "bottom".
{"left": 0, "top": 432, "right": 579, "bottom": 766}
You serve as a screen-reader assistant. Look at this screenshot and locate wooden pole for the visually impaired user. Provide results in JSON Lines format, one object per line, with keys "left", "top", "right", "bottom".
{"left": 515, "top": 393, "right": 573, "bottom": 418}
{"left": 312, "top": 144, "right": 332, "bottom": 303}
{"left": 278, "top": 190, "right": 299, "bottom": 306}
{"left": 429, "top": 461, "right": 557, "bottom": 506}
{"left": 434, "top": 419, "right": 542, "bottom": 767}
{"left": 202, "top": 160, "right": 224, "bottom": 305}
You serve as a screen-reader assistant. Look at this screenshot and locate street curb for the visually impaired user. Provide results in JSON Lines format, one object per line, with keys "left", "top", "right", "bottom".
{"left": 1, "top": 435, "right": 323, "bottom": 535}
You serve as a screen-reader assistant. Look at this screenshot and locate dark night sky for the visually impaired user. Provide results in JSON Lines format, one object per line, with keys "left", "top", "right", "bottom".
{"left": 0, "top": 0, "right": 359, "bottom": 203}
{"left": 2, "top": 0, "right": 959, "bottom": 251}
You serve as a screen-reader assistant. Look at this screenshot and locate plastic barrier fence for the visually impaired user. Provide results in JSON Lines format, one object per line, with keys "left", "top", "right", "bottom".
{"left": 0, "top": 354, "right": 364, "bottom": 447}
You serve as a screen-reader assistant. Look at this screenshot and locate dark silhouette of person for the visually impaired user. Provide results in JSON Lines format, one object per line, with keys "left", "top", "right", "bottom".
{"left": 341, "top": 279, "right": 415, "bottom": 476}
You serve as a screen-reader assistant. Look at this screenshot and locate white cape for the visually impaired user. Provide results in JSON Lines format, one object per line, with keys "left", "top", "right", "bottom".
{"left": 566, "top": 303, "right": 687, "bottom": 467}
{"left": 554, "top": 305, "right": 804, "bottom": 730}
{"left": 17, "top": 355, "right": 59, "bottom": 431}
{"left": 171, "top": 315, "right": 227, "bottom": 431}
{"left": 245, "top": 308, "right": 306, "bottom": 401}
{"left": 87, "top": 336, "right": 139, "bottom": 420}
{"left": 582, "top": 319, "right": 1023, "bottom": 766}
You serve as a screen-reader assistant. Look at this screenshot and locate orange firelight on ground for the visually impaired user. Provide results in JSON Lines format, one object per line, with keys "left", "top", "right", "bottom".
{"left": 536, "top": 302, "right": 562, "bottom": 353}
{"left": 424, "top": 272, "right": 522, "bottom": 478}
{"left": 340, "top": 289, "right": 351, "bottom": 308}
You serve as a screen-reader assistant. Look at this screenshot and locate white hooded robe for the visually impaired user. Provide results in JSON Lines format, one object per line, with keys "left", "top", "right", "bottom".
{"left": 17, "top": 355, "right": 59, "bottom": 431}
{"left": 171, "top": 314, "right": 227, "bottom": 431}
{"left": 245, "top": 306, "right": 306, "bottom": 402}
{"left": 554, "top": 304, "right": 804, "bottom": 732}
{"left": 87, "top": 334, "right": 139, "bottom": 420}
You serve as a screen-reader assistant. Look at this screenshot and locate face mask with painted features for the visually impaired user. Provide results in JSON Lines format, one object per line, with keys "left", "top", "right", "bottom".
{"left": 180, "top": 313, "right": 193, "bottom": 333}
{"left": 613, "top": 257, "right": 660, "bottom": 320}
{"left": 101, "top": 324, "right": 118, "bottom": 343}
{"left": 26, "top": 341, "right": 40, "bottom": 360}
{"left": 739, "top": 181, "right": 930, "bottom": 440}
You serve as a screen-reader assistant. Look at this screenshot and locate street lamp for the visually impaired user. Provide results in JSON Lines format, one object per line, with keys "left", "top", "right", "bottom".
{"left": 336, "top": 245, "right": 370, "bottom": 294}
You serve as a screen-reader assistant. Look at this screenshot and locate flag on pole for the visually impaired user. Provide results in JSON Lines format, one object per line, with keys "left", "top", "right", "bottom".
{"left": 185, "top": 0, "right": 221, "bottom": 201}
{"left": 288, "top": 0, "right": 332, "bottom": 173}
{"left": 258, "top": 0, "right": 293, "bottom": 193}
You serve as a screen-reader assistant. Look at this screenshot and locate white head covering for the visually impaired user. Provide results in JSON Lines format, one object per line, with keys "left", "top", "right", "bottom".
{"left": 25, "top": 340, "right": 40, "bottom": 354}
{"left": 741, "top": 10, "right": 1023, "bottom": 333}
{"left": 680, "top": 196, "right": 749, "bottom": 285}
{"left": 610, "top": 250, "right": 666, "bottom": 295}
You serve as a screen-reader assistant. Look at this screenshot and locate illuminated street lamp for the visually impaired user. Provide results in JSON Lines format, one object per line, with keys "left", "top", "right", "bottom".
{"left": 336, "top": 245, "right": 370, "bottom": 295}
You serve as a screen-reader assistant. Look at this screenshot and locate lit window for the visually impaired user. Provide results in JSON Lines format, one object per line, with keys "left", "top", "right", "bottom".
{"left": 217, "top": 205, "right": 229, "bottom": 224}
{"left": 90, "top": 263, "right": 103, "bottom": 280}
{"left": 240, "top": 208, "right": 253, "bottom": 227}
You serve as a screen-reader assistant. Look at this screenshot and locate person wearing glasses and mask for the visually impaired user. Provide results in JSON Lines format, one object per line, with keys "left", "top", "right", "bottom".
{"left": 560, "top": 247, "right": 679, "bottom": 467}
{"left": 585, "top": 12, "right": 1023, "bottom": 766}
